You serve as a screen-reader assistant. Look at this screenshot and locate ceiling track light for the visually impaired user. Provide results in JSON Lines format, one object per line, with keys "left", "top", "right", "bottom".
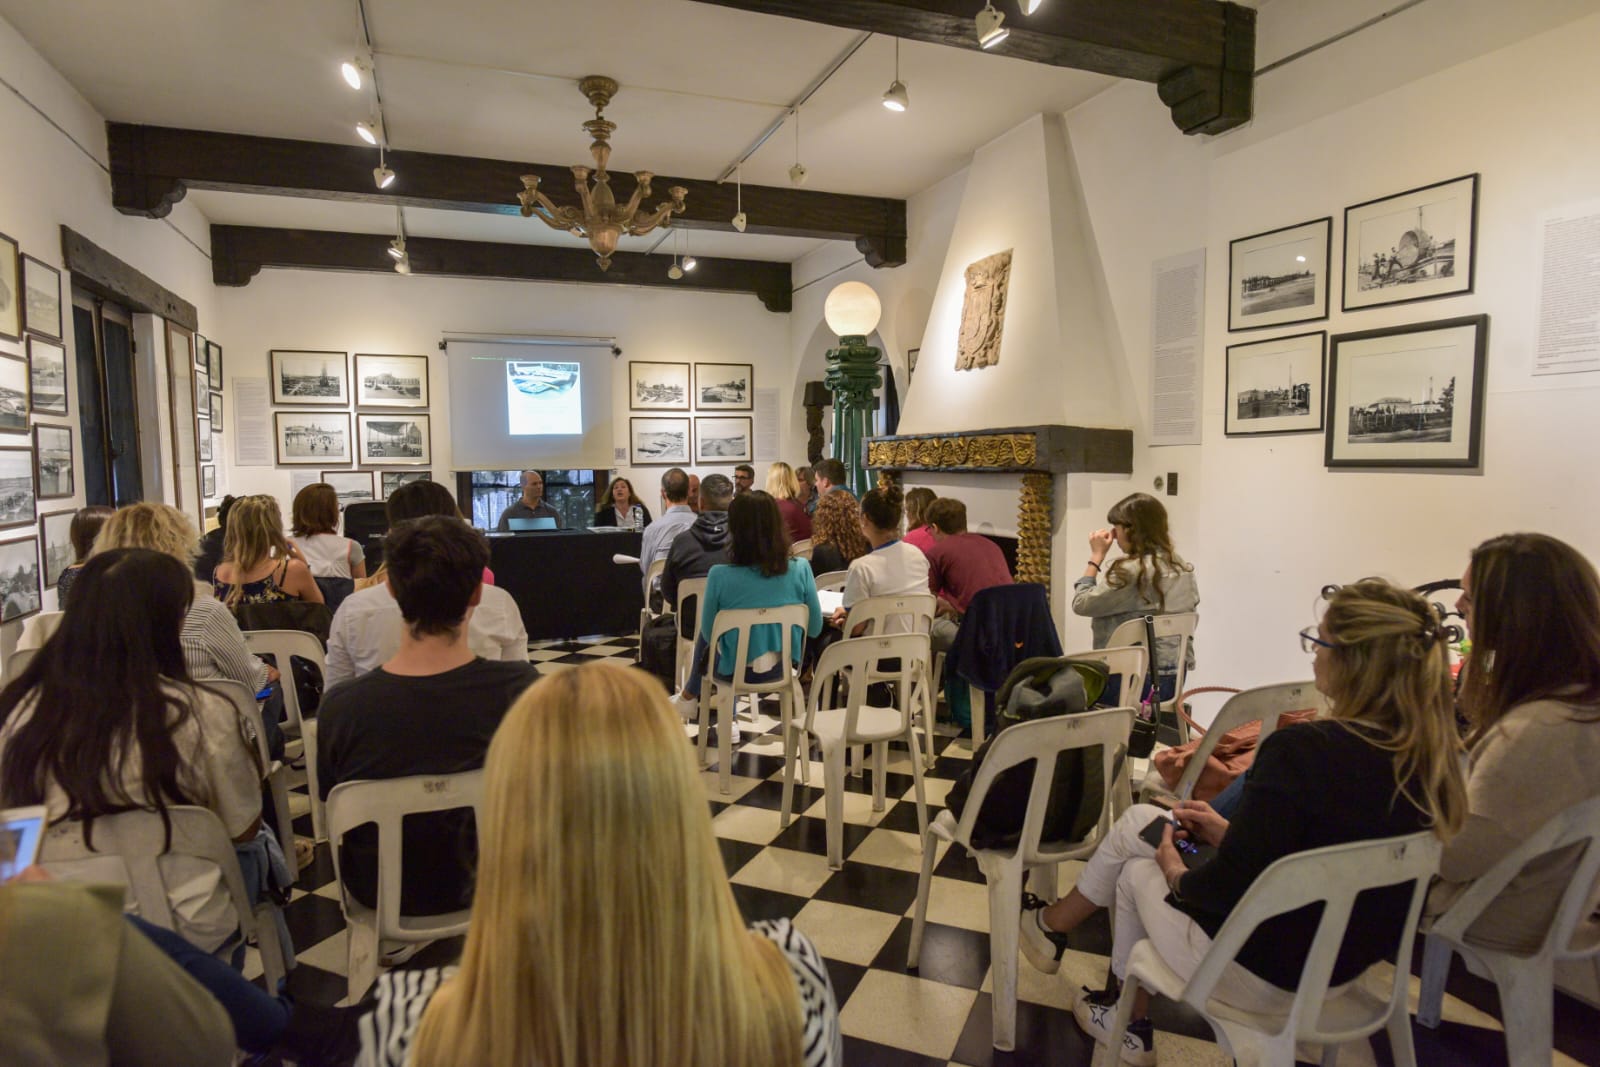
{"left": 882, "top": 38, "right": 909, "bottom": 112}
{"left": 394, "top": 253, "right": 412, "bottom": 275}
{"left": 1021, "top": 0, "right": 1045, "bottom": 13}
{"left": 341, "top": 50, "right": 372, "bottom": 91}
{"left": 975, "top": 1, "right": 1009, "bottom": 49}
{"left": 390, "top": 205, "right": 411, "bottom": 273}
{"left": 789, "top": 110, "right": 808, "bottom": 186}
{"left": 731, "top": 166, "right": 747, "bottom": 232}
{"left": 356, "top": 117, "right": 383, "bottom": 145}
{"left": 373, "top": 144, "right": 395, "bottom": 189}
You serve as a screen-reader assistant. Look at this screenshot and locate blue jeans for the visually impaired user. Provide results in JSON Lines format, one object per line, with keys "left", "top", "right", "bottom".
{"left": 128, "top": 916, "right": 290, "bottom": 1052}
{"left": 1209, "top": 766, "right": 1249, "bottom": 819}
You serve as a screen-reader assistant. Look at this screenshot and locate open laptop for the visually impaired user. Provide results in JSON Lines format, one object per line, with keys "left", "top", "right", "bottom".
{"left": 507, "top": 516, "right": 558, "bottom": 532}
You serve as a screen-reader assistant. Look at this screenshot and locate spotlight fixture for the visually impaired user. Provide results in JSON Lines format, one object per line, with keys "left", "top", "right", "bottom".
{"left": 789, "top": 163, "right": 808, "bottom": 185}
{"left": 356, "top": 118, "right": 383, "bottom": 146}
{"left": 789, "top": 110, "right": 808, "bottom": 186}
{"left": 731, "top": 167, "right": 747, "bottom": 232}
{"left": 1021, "top": 0, "right": 1045, "bottom": 12}
{"left": 975, "top": 1, "right": 1008, "bottom": 48}
{"left": 372, "top": 145, "right": 395, "bottom": 190}
{"left": 394, "top": 253, "right": 412, "bottom": 275}
{"left": 387, "top": 237, "right": 406, "bottom": 261}
{"left": 882, "top": 39, "right": 909, "bottom": 112}
{"left": 340, "top": 51, "right": 372, "bottom": 91}
{"left": 683, "top": 253, "right": 697, "bottom": 272}
{"left": 389, "top": 205, "right": 411, "bottom": 274}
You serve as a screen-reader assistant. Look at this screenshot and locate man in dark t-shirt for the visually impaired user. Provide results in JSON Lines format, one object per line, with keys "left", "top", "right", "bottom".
{"left": 494, "top": 470, "right": 563, "bottom": 531}
{"left": 317, "top": 515, "right": 540, "bottom": 915}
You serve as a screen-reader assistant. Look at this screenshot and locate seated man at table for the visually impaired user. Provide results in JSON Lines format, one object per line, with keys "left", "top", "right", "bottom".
{"left": 686, "top": 473, "right": 701, "bottom": 513}
{"left": 494, "top": 470, "right": 563, "bottom": 531}
{"left": 925, "top": 497, "right": 1013, "bottom": 654}
{"left": 639, "top": 467, "right": 697, "bottom": 600}
{"left": 317, "top": 516, "right": 541, "bottom": 915}
{"left": 660, "top": 473, "right": 733, "bottom": 639}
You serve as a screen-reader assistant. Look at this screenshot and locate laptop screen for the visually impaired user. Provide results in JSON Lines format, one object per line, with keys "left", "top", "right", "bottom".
{"left": 508, "top": 516, "right": 558, "bottom": 532}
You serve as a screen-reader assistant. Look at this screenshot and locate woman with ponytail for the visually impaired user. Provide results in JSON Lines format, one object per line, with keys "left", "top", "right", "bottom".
{"left": 829, "top": 483, "right": 929, "bottom": 633}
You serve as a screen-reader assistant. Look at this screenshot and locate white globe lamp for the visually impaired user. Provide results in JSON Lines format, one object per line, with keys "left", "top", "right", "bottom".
{"left": 823, "top": 282, "right": 882, "bottom": 340}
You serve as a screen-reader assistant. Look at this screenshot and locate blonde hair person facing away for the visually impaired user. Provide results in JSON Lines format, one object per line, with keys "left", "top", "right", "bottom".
{"left": 213, "top": 495, "right": 323, "bottom": 608}
{"left": 361, "top": 662, "right": 842, "bottom": 1067}
{"left": 766, "top": 461, "right": 813, "bottom": 544}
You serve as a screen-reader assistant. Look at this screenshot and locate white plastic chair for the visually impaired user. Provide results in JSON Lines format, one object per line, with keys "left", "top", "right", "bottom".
{"left": 1417, "top": 795, "right": 1600, "bottom": 1067}
{"left": 908, "top": 707, "right": 1134, "bottom": 1051}
{"left": 783, "top": 634, "right": 931, "bottom": 868}
{"left": 673, "top": 576, "right": 708, "bottom": 692}
{"left": 699, "top": 603, "right": 809, "bottom": 795}
{"left": 813, "top": 569, "right": 849, "bottom": 593}
{"left": 325, "top": 770, "right": 486, "bottom": 1003}
{"left": 15, "top": 608, "right": 63, "bottom": 653}
{"left": 1136, "top": 680, "right": 1326, "bottom": 805}
{"left": 207, "top": 680, "right": 298, "bottom": 882}
{"left": 1101, "top": 830, "right": 1441, "bottom": 1067}
{"left": 41, "top": 805, "right": 291, "bottom": 991}
{"left": 844, "top": 593, "right": 939, "bottom": 769}
{"left": 639, "top": 556, "right": 667, "bottom": 637}
{"left": 2, "top": 645, "right": 38, "bottom": 684}
{"left": 790, "top": 538, "right": 813, "bottom": 559}
{"left": 243, "top": 629, "right": 329, "bottom": 841}
{"left": 1106, "top": 612, "right": 1199, "bottom": 742}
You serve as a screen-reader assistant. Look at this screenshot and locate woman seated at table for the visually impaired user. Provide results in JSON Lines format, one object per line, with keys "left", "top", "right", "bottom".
{"left": 360, "top": 662, "right": 842, "bottom": 1066}
{"left": 213, "top": 495, "right": 324, "bottom": 608}
{"left": 766, "top": 461, "right": 813, "bottom": 544}
{"left": 670, "top": 491, "right": 823, "bottom": 735}
{"left": 1428, "top": 532, "right": 1600, "bottom": 951}
{"left": 1020, "top": 579, "right": 1466, "bottom": 1065}
{"left": 593, "top": 476, "right": 651, "bottom": 530}
{"left": 808, "top": 489, "right": 869, "bottom": 577}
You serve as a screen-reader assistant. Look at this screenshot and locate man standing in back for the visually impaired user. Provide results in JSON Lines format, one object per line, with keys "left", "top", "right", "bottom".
{"left": 318, "top": 516, "right": 540, "bottom": 916}
{"left": 639, "top": 467, "right": 697, "bottom": 600}
{"left": 924, "top": 497, "right": 1013, "bottom": 653}
{"left": 733, "top": 464, "right": 755, "bottom": 496}
{"left": 661, "top": 473, "right": 733, "bottom": 639}
{"left": 494, "top": 470, "right": 563, "bottom": 531}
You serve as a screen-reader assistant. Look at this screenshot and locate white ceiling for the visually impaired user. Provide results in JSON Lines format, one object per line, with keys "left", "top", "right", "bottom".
{"left": 0, "top": 0, "right": 1120, "bottom": 263}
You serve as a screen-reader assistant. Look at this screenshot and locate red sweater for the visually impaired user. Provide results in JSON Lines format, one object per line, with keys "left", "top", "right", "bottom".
{"left": 925, "top": 532, "right": 1012, "bottom": 614}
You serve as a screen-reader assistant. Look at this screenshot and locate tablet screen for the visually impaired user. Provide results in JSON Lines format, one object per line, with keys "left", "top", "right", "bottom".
{"left": 1, "top": 806, "right": 47, "bottom": 882}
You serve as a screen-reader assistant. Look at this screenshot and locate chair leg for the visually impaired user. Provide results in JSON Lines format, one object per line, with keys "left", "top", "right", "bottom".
{"left": 780, "top": 726, "right": 798, "bottom": 829}
{"left": 718, "top": 688, "right": 733, "bottom": 796}
{"left": 254, "top": 903, "right": 289, "bottom": 992}
{"left": 696, "top": 685, "right": 712, "bottom": 769}
{"left": 345, "top": 918, "right": 380, "bottom": 1006}
{"left": 823, "top": 743, "right": 847, "bottom": 870}
{"left": 1383, "top": 996, "right": 1418, "bottom": 1067}
{"left": 907, "top": 823, "right": 938, "bottom": 970}
{"left": 871, "top": 742, "right": 887, "bottom": 812}
{"left": 969, "top": 685, "right": 985, "bottom": 748}
{"left": 986, "top": 860, "right": 1024, "bottom": 1051}
{"left": 303, "top": 721, "right": 327, "bottom": 843}
{"left": 919, "top": 677, "right": 937, "bottom": 770}
{"left": 270, "top": 773, "right": 298, "bottom": 882}
{"left": 1416, "top": 933, "right": 1452, "bottom": 1029}
{"left": 907, "top": 728, "right": 929, "bottom": 845}
{"left": 1489, "top": 955, "right": 1555, "bottom": 1067}
{"left": 1101, "top": 974, "right": 1143, "bottom": 1067}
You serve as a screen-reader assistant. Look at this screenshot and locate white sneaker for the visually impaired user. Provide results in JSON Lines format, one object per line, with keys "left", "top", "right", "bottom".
{"left": 670, "top": 692, "right": 699, "bottom": 722}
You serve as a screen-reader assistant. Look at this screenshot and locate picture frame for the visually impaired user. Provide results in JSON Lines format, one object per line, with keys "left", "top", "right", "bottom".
{"left": 208, "top": 341, "right": 223, "bottom": 384}
{"left": 25, "top": 335, "right": 68, "bottom": 417}
{"left": 273, "top": 410, "right": 351, "bottom": 465}
{"left": 21, "top": 255, "right": 63, "bottom": 342}
{"left": 0, "top": 446, "right": 37, "bottom": 531}
{"left": 1342, "top": 174, "right": 1478, "bottom": 312}
{"left": 0, "top": 536, "right": 42, "bottom": 622}
{"left": 195, "top": 364, "right": 210, "bottom": 398}
{"left": 694, "top": 362, "right": 753, "bottom": 410}
{"left": 381, "top": 470, "right": 432, "bottom": 499}
{"left": 270, "top": 350, "right": 350, "bottom": 405}
{"left": 694, "top": 416, "right": 753, "bottom": 464}
{"left": 32, "top": 424, "right": 72, "bottom": 499}
{"left": 194, "top": 334, "right": 209, "bottom": 371}
{"left": 628, "top": 361, "right": 690, "bottom": 410}
{"left": 198, "top": 419, "right": 213, "bottom": 462}
{"left": 357, "top": 413, "right": 430, "bottom": 466}
{"left": 201, "top": 465, "right": 217, "bottom": 499}
{"left": 40, "top": 508, "right": 75, "bottom": 589}
{"left": 907, "top": 347, "right": 920, "bottom": 384}
{"left": 354, "top": 353, "right": 429, "bottom": 408}
{"left": 0, "top": 352, "right": 29, "bottom": 433}
{"left": 209, "top": 391, "right": 224, "bottom": 431}
{"left": 629, "top": 416, "right": 691, "bottom": 465}
{"left": 0, "top": 231, "right": 19, "bottom": 342}
{"left": 1325, "top": 314, "right": 1489, "bottom": 469}
{"left": 1228, "top": 217, "right": 1331, "bottom": 332}
{"left": 321, "top": 470, "right": 375, "bottom": 505}
{"left": 1224, "top": 331, "right": 1327, "bottom": 437}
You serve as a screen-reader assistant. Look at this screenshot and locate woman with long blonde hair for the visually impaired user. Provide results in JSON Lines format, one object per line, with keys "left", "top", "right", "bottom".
{"left": 360, "top": 662, "right": 840, "bottom": 1067}
{"left": 766, "top": 461, "right": 812, "bottom": 543}
{"left": 1021, "top": 579, "right": 1466, "bottom": 1064}
{"left": 213, "top": 495, "right": 322, "bottom": 608}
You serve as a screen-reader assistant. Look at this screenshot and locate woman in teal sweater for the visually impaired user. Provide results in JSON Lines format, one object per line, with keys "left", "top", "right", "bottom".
{"left": 673, "top": 491, "right": 822, "bottom": 723}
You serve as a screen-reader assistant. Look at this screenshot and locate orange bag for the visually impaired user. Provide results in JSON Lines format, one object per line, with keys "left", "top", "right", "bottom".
{"left": 1152, "top": 687, "right": 1318, "bottom": 802}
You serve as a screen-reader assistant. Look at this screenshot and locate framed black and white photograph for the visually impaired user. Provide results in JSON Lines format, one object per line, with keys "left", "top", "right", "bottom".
{"left": 26, "top": 335, "right": 67, "bottom": 417}
{"left": 381, "top": 470, "right": 432, "bottom": 499}
{"left": 208, "top": 341, "right": 223, "bottom": 384}
{"left": 32, "top": 424, "right": 72, "bottom": 499}
{"left": 694, "top": 363, "right": 753, "bottom": 410}
{"left": 209, "top": 391, "right": 224, "bottom": 431}
{"left": 628, "top": 361, "right": 690, "bottom": 410}
{"left": 0, "top": 231, "right": 19, "bottom": 342}
{"left": 21, "top": 255, "right": 62, "bottom": 342}
{"left": 40, "top": 509, "right": 74, "bottom": 589}
{"left": 355, "top": 353, "right": 429, "bottom": 408}
{"left": 0, "top": 536, "right": 42, "bottom": 622}
{"left": 321, "top": 470, "right": 375, "bottom": 505}
{"left": 270, "top": 350, "right": 350, "bottom": 405}
{"left": 0, "top": 447, "right": 37, "bottom": 531}
{"left": 1228, "top": 217, "right": 1331, "bottom": 332}
{"left": 1343, "top": 174, "right": 1478, "bottom": 312}
{"left": 357, "top": 413, "right": 430, "bottom": 465}
{"left": 274, "top": 411, "right": 352, "bottom": 465}
{"left": 630, "top": 417, "right": 691, "bottom": 465}
{"left": 201, "top": 465, "right": 217, "bottom": 500}
{"left": 198, "top": 422, "right": 213, "bottom": 463}
{"left": 194, "top": 334, "right": 209, "bottom": 370}
{"left": 1326, "top": 314, "right": 1488, "bottom": 469}
{"left": 0, "top": 352, "right": 29, "bottom": 433}
{"left": 694, "top": 416, "right": 753, "bottom": 464}
{"left": 1224, "top": 331, "right": 1326, "bottom": 437}
{"left": 194, "top": 364, "right": 210, "bottom": 398}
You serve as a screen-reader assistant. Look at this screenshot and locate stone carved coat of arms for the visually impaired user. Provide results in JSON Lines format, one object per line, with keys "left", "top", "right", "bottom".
{"left": 955, "top": 249, "right": 1012, "bottom": 371}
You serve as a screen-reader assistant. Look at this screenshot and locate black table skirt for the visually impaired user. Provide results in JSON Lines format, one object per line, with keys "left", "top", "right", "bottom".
{"left": 488, "top": 529, "right": 645, "bottom": 640}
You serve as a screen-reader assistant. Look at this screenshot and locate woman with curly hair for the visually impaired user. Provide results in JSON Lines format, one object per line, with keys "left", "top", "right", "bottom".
{"left": 808, "top": 489, "right": 869, "bottom": 577}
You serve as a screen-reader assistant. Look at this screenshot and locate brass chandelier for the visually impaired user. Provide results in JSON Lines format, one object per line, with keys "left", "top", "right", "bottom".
{"left": 518, "top": 76, "right": 687, "bottom": 271}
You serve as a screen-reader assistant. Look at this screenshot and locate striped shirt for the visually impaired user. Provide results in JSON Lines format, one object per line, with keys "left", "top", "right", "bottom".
{"left": 356, "top": 919, "right": 841, "bottom": 1067}
{"left": 183, "top": 584, "right": 270, "bottom": 693}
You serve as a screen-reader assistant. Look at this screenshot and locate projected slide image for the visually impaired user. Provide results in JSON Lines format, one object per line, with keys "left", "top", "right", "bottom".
{"left": 630, "top": 417, "right": 690, "bottom": 465}
{"left": 507, "top": 360, "right": 582, "bottom": 435}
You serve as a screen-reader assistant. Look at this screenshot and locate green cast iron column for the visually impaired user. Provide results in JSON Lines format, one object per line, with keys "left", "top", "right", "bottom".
{"left": 824, "top": 334, "right": 883, "bottom": 497}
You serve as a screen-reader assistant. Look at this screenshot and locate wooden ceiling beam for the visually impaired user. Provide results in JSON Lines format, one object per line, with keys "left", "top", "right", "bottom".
{"left": 209, "top": 225, "right": 794, "bottom": 312}
{"left": 689, "top": 0, "right": 1254, "bottom": 134}
{"left": 110, "top": 124, "right": 905, "bottom": 267}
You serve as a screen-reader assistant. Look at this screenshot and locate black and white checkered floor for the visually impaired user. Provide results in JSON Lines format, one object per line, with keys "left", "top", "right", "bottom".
{"left": 252, "top": 637, "right": 1600, "bottom": 1066}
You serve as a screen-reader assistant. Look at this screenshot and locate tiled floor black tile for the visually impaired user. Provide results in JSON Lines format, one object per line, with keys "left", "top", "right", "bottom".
{"left": 716, "top": 836, "right": 765, "bottom": 878}
{"left": 839, "top": 767, "right": 918, "bottom": 800}
{"left": 934, "top": 841, "right": 989, "bottom": 884}
{"left": 876, "top": 801, "right": 939, "bottom": 835}
{"left": 821, "top": 957, "right": 868, "bottom": 1006}
{"left": 726, "top": 751, "right": 788, "bottom": 779}
{"left": 550, "top": 652, "right": 596, "bottom": 664}
{"left": 929, "top": 754, "right": 974, "bottom": 780}
{"left": 735, "top": 777, "right": 821, "bottom": 814}
{"left": 1408, "top": 1019, "right": 1520, "bottom": 1067}
{"left": 875, "top": 917, "right": 990, "bottom": 990}
{"left": 768, "top": 814, "right": 875, "bottom": 862}
{"left": 284, "top": 961, "right": 351, "bottom": 1007}
{"left": 813, "top": 862, "right": 923, "bottom": 916}
{"left": 398, "top": 936, "right": 465, "bottom": 971}
{"left": 728, "top": 882, "right": 808, "bottom": 923}
{"left": 951, "top": 993, "right": 1096, "bottom": 1067}
{"left": 283, "top": 891, "right": 347, "bottom": 950}
{"left": 840, "top": 1036, "right": 948, "bottom": 1067}
{"left": 293, "top": 842, "right": 337, "bottom": 892}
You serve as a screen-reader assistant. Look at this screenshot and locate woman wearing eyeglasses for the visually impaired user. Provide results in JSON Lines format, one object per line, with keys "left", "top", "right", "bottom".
{"left": 1022, "top": 579, "right": 1466, "bottom": 1065}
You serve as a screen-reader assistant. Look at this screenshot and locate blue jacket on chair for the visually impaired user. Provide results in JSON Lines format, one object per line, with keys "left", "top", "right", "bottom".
{"left": 948, "top": 583, "right": 1062, "bottom": 694}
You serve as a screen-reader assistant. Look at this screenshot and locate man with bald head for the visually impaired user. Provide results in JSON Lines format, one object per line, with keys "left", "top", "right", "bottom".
{"left": 494, "top": 470, "right": 564, "bottom": 531}
{"left": 686, "top": 473, "right": 702, "bottom": 513}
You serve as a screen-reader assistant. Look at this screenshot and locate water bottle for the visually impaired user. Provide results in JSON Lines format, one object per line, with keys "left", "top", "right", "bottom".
{"left": 629, "top": 504, "right": 642, "bottom": 531}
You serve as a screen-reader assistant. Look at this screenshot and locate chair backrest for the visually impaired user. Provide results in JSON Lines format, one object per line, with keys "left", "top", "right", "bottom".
{"left": 643, "top": 555, "right": 667, "bottom": 592}
{"left": 234, "top": 598, "right": 334, "bottom": 645}
{"left": 807, "top": 633, "right": 931, "bottom": 739}
{"left": 242, "top": 629, "right": 327, "bottom": 731}
{"left": 1185, "top": 830, "right": 1440, "bottom": 1044}
{"left": 203, "top": 680, "right": 271, "bottom": 773}
{"left": 705, "top": 603, "right": 811, "bottom": 694}
{"left": 40, "top": 805, "right": 260, "bottom": 941}
{"left": 2, "top": 646, "right": 38, "bottom": 685}
{"left": 15, "top": 609, "right": 63, "bottom": 653}
{"left": 1167, "top": 680, "right": 1326, "bottom": 800}
{"left": 675, "top": 576, "right": 708, "bottom": 629}
{"left": 1429, "top": 794, "right": 1600, "bottom": 962}
{"left": 790, "top": 538, "right": 813, "bottom": 559}
{"left": 845, "top": 592, "right": 936, "bottom": 638}
{"left": 814, "top": 569, "right": 849, "bottom": 593}
{"left": 949, "top": 707, "right": 1133, "bottom": 865}
{"left": 324, "top": 770, "right": 487, "bottom": 938}
{"left": 1062, "top": 644, "right": 1147, "bottom": 710}
{"left": 1106, "top": 612, "right": 1198, "bottom": 676}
